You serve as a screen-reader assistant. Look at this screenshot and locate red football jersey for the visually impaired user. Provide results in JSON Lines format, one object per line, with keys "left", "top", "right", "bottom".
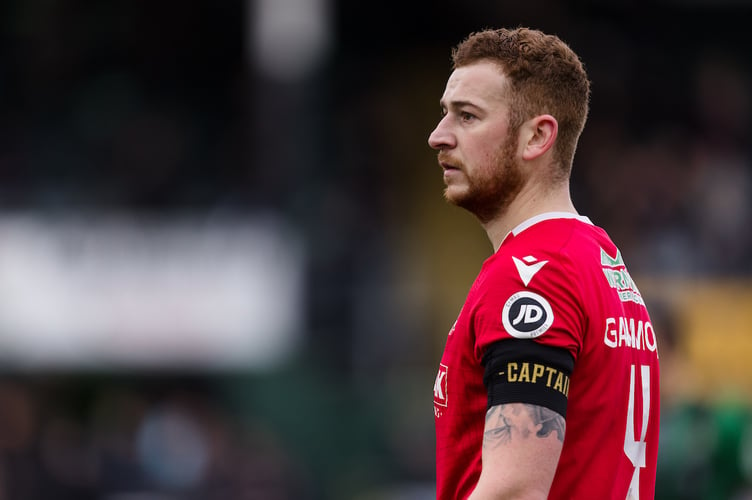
{"left": 434, "top": 212, "right": 660, "bottom": 499}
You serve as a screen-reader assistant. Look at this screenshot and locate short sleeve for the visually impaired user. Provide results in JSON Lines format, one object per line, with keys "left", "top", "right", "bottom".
{"left": 471, "top": 252, "right": 584, "bottom": 364}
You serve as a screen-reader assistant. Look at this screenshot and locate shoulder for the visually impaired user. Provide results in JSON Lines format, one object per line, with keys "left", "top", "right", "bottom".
{"left": 485, "top": 218, "right": 599, "bottom": 287}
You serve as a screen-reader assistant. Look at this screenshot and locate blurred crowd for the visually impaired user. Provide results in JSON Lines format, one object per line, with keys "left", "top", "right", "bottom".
{"left": 575, "top": 47, "right": 752, "bottom": 277}
{"left": 0, "top": 376, "right": 312, "bottom": 499}
{"left": 0, "top": 1, "right": 751, "bottom": 499}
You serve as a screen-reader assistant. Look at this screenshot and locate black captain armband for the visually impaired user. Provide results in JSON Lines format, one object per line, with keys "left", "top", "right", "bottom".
{"left": 482, "top": 340, "right": 575, "bottom": 418}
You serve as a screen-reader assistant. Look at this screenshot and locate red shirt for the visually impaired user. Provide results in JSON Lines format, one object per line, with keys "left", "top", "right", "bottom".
{"left": 434, "top": 212, "right": 660, "bottom": 499}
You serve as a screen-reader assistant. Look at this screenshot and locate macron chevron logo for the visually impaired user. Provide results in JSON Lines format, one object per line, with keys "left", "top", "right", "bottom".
{"left": 513, "top": 255, "right": 548, "bottom": 287}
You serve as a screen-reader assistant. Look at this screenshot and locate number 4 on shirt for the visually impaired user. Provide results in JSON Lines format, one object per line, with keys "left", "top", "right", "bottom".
{"left": 624, "top": 365, "right": 650, "bottom": 499}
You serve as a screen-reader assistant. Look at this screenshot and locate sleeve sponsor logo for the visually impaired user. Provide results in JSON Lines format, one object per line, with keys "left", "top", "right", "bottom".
{"left": 502, "top": 291, "right": 554, "bottom": 339}
{"left": 601, "top": 247, "right": 644, "bottom": 306}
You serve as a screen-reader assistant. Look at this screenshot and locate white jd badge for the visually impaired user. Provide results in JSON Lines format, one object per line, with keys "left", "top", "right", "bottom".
{"left": 502, "top": 291, "right": 554, "bottom": 339}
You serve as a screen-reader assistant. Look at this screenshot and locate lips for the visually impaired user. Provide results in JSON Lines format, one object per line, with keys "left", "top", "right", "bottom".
{"left": 440, "top": 159, "right": 463, "bottom": 183}
{"left": 438, "top": 154, "right": 462, "bottom": 172}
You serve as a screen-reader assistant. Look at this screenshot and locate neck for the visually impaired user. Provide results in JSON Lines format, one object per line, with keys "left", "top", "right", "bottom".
{"left": 482, "top": 183, "right": 577, "bottom": 252}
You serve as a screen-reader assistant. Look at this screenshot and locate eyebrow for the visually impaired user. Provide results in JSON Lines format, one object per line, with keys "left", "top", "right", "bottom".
{"left": 440, "top": 99, "right": 484, "bottom": 113}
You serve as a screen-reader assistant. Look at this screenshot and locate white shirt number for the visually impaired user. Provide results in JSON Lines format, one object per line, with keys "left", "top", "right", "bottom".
{"left": 624, "top": 364, "right": 651, "bottom": 500}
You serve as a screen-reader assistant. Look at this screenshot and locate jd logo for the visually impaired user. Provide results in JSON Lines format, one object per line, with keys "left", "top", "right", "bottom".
{"left": 512, "top": 303, "right": 544, "bottom": 326}
{"left": 502, "top": 291, "right": 554, "bottom": 339}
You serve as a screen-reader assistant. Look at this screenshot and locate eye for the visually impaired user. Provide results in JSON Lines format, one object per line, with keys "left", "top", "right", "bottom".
{"left": 460, "top": 111, "right": 476, "bottom": 122}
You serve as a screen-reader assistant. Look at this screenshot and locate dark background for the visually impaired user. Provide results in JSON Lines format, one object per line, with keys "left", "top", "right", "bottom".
{"left": 0, "top": 1, "right": 751, "bottom": 499}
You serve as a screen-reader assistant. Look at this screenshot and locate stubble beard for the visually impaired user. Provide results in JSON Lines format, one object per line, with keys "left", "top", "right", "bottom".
{"left": 442, "top": 135, "right": 525, "bottom": 225}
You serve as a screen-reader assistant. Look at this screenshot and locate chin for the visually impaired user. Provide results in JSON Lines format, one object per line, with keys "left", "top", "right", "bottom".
{"left": 445, "top": 188, "right": 506, "bottom": 223}
{"left": 443, "top": 186, "right": 468, "bottom": 206}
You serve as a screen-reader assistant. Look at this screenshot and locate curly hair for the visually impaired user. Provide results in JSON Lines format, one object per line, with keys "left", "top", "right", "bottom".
{"left": 452, "top": 27, "right": 591, "bottom": 179}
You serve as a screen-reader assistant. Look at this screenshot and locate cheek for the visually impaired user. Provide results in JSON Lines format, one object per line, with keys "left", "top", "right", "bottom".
{"left": 462, "top": 137, "right": 492, "bottom": 162}
{"left": 477, "top": 145, "right": 502, "bottom": 172}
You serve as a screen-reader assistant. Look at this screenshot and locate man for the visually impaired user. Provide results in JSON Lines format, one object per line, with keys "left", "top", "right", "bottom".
{"left": 429, "top": 28, "right": 660, "bottom": 499}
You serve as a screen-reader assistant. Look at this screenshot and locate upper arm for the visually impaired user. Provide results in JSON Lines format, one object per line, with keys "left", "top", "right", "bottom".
{"left": 469, "top": 402, "right": 564, "bottom": 499}
{"left": 470, "top": 339, "right": 574, "bottom": 499}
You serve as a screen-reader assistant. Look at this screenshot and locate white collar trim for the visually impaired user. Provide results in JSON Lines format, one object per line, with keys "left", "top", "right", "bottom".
{"left": 510, "top": 211, "right": 592, "bottom": 237}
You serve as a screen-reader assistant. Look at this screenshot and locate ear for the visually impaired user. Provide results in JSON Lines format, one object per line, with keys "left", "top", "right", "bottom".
{"left": 521, "top": 115, "right": 558, "bottom": 161}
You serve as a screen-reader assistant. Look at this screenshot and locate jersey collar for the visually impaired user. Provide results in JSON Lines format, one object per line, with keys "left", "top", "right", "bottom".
{"left": 499, "top": 212, "right": 593, "bottom": 247}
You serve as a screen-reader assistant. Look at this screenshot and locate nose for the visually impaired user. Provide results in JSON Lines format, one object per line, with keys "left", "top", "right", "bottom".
{"left": 428, "top": 116, "right": 455, "bottom": 150}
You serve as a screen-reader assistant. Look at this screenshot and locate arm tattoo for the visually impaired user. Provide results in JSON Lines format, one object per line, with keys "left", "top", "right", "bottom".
{"left": 483, "top": 405, "right": 513, "bottom": 447}
{"left": 483, "top": 404, "right": 565, "bottom": 450}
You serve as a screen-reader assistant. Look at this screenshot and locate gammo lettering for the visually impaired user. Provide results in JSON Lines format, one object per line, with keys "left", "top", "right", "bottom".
{"left": 603, "top": 317, "right": 657, "bottom": 352}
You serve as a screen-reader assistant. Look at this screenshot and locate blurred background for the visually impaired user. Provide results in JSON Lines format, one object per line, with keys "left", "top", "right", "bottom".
{"left": 0, "top": 1, "right": 750, "bottom": 499}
